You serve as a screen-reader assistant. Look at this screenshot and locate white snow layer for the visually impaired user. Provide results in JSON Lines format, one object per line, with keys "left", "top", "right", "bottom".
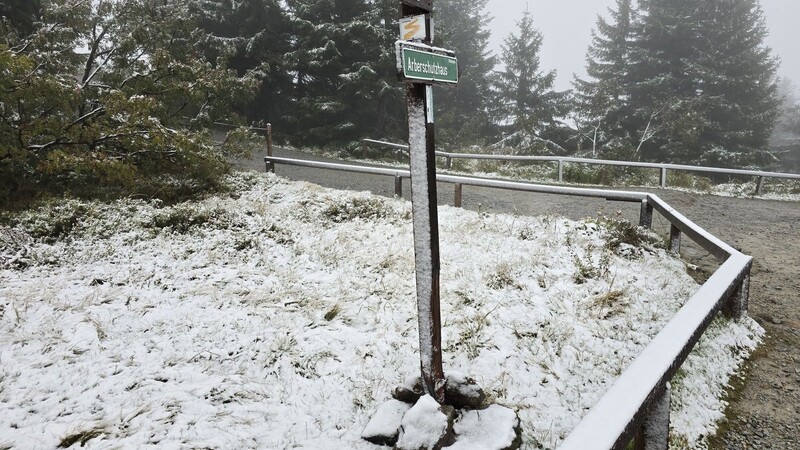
{"left": 396, "top": 395, "right": 449, "bottom": 450}
{"left": 0, "top": 172, "right": 762, "bottom": 449}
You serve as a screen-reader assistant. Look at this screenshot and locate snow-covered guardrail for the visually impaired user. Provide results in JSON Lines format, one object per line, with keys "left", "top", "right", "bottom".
{"left": 265, "top": 155, "right": 752, "bottom": 450}
{"left": 361, "top": 138, "right": 800, "bottom": 194}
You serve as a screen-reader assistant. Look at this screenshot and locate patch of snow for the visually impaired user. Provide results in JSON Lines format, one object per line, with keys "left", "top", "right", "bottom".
{"left": 447, "top": 405, "right": 519, "bottom": 450}
{"left": 396, "top": 395, "right": 450, "bottom": 450}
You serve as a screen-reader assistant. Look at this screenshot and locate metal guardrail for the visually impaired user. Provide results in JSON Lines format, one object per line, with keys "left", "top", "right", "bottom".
{"left": 361, "top": 138, "right": 800, "bottom": 193}
{"left": 265, "top": 155, "right": 753, "bottom": 450}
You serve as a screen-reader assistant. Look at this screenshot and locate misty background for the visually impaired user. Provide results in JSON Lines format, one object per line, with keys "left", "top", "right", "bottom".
{"left": 487, "top": 0, "right": 799, "bottom": 91}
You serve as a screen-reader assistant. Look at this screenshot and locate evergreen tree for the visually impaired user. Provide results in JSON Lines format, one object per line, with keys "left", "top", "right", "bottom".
{"left": 0, "top": 0, "right": 260, "bottom": 205}
{"left": 0, "top": 0, "right": 41, "bottom": 36}
{"left": 625, "top": 0, "right": 780, "bottom": 167}
{"left": 492, "top": 10, "right": 568, "bottom": 154}
{"left": 432, "top": 0, "right": 497, "bottom": 148}
{"left": 193, "top": 0, "right": 295, "bottom": 132}
{"left": 573, "top": 0, "right": 637, "bottom": 158}
{"left": 628, "top": 0, "right": 705, "bottom": 162}
{"left": 693, "top": 0, "right": 780, "bottom": 167}
{"left": 286, "top": 0, "right": 401, "bottom": 147}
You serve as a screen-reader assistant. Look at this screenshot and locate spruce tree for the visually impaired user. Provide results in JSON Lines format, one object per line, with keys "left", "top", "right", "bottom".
{"left": 432, "top": 0, "right": 497, "bottom": 148}
{"left": 492, "top": 9, "right": 568, "bottom": 154}
{"left": 693, "top": 0, "right": 780, "bottom": 167}
{"left": 286, "top": 0, "right": 400, "bottom": 147}
{"left": 625, "top": 0, "right": 780, "bottom": 167}
{"left": 193, "top": 0, "right": 295, "bottom": 132}
{"left": 627, "top": 0, "right": 706, "bottom": 163}
{"left": 0, "top": 0, "right": 41, "bottom": 37}
{"left": 573, "top": 0, "right": 637, "bottom": 158}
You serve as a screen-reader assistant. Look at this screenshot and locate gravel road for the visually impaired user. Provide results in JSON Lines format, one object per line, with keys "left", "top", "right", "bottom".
{"left": 236, "top": 147, "right": 800, "bottom": 449}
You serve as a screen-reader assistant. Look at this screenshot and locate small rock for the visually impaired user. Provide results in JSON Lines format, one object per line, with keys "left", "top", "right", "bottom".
{"left": 362, "top": 400, "right": 412, "bottom": 446}
{"left": 772, "top": 317, "right": 783, "bottom": 325}
{"left": 395, "top": 395, "right": 456, "bottom": 450}
{"left": 393, "top": 375, "right": 425, "bottom": 404}
{"left": 444, "top": 372, "right": 486, "bottom": 410}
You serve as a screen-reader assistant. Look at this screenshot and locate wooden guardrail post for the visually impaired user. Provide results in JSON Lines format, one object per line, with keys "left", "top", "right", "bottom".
{"left": 724, "top": 263, "right": 751, "bottom": 321}
{"left": 362, "top": 140, "right": 368, "bottom": 159}
{"left": 558, "top": 159, "right": 564, "bottom": 182}
{"left": 639, "top": 199, "right": 653, "bottom": 229}
{"left": 265, "top": 123, "right": 274, "bottom": 173}
{"left": 634, "top": 387, "right": 671, "bottom": 450}
{"left": 445, "top": 156, "right": 452, "bottom": 170}
{"left": 659, "top": 168, "right": 667, "bottom": 188}
{"left": 454, "top": 183, "right": 462, "bottom": 207}
{"left": 395, "top": 175, "right": 403, "bottom": 198}
{"left": 755, "top": 176, "right": 765, "bottom": 195}
{"left": 669, "top": 224, "right": 681, "bottom": 254}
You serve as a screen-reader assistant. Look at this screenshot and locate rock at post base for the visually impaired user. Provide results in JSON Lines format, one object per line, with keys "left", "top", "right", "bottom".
{"left": 393, "top": 374, "right": 424, "bottom": 404}
{"left": 362, "top": 399, "right": 414, "bottom": 446}
{"left": 395, "top": 395, "right": 457, "bottom": 450}
{"left": 444, "top": 404, "right": 522, "bottom": 450}
{"left": 444, "top": 372, "right": 486, "bottom": 410}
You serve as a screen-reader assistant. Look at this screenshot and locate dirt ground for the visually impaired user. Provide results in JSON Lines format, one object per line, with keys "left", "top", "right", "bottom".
{"left": 237, "top": 148, "right": 800, "bottom": 449}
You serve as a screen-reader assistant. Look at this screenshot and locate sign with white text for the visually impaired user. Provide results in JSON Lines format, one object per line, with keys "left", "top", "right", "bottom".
{"left": 400, "top": 45, "right": 458, "bottom": 85}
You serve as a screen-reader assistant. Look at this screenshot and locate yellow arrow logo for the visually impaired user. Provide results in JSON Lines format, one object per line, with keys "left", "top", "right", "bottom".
{"left": 403, "top": 18, "right": 422, "bottom": 40}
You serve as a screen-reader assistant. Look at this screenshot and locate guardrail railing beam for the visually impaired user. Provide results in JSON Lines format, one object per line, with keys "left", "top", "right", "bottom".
{"left": 361, "top": 138, "right": 800, "bottom": 185}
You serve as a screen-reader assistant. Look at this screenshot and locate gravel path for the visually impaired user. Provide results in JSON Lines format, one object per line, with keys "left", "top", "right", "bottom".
{"left": 237, "top": 148, "right": 800, "bottom": 449}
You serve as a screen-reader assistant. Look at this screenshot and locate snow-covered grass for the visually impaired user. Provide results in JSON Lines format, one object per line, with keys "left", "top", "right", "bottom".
{"left": 0, "top": 172, "right": 762, "bottom": 449}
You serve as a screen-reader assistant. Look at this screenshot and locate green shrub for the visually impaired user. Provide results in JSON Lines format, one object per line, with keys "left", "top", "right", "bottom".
{"left": 322, "top": 197, "right": 393, "bottom": 223}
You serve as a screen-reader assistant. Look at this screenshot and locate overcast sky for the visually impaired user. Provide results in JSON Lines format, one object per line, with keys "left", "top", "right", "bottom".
{"left": 484, "top": 0, "right": 800, "bottom": 92}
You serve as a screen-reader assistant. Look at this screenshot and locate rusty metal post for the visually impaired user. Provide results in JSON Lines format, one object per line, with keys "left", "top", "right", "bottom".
{"left": 265, "top": 123, "right": 274, "bottom": 173}
{"left": 633, "top": 387, "right": 671, "bottom": 450}
{"left": 454, "top": 183, "right": 462, "bottom": 207}
{"left": 401, "top": 0, "right": 445, "bottom": 404}
{"left": 669, "top": 224, "right": 681, "bottom": 254}
{"left": 639, "top": 199, "right": 653, "bottom": 229}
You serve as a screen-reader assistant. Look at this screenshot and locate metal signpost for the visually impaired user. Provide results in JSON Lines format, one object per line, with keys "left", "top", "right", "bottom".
{"left": 397, "top": 0, "right": 458, "bottom": 404}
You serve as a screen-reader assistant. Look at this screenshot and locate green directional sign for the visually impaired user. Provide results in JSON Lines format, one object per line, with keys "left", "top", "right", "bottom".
{"left": 401, "top": 47, "right": 458, "bottom": 85}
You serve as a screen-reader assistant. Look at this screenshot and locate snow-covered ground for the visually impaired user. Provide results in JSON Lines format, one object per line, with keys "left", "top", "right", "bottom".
{"left": 0, "top": 172, "right": 762, "bottom": 449}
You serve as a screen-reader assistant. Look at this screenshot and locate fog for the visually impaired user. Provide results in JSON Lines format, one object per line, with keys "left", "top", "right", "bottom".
{"left": 484, "top": 0, "right": 800, "bottom": 92}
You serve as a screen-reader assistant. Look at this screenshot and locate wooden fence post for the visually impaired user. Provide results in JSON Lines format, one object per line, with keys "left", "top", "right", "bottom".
{"left": 445, "top": 156, "right": 452, "bottom": 170}
{"left": 362, "top": 140, "right": 368, "bottom": 159}
{"left": 395, "top": 175, "right": 403, "bottom": 198}
{"left": 454, "top": 183, "right": 462, "bottom": 208}
{"left": 634, "top": 387, "right": 671, "bottom": 450}
{"left": 725, "top": 263, "right": 751, "bottom": 321}
{"left": 669, "top": 224, "right": 681, "bottom": 254}
{"left": 639, "top": 199, "right": 653, "bottom": 229}
{"left": 265, "top": 123, "right": 274, "bottom": 173}
{"left": 755, "top": 176, "right": 765, "bottom": 195}
{"left": 659, "top": 168, "right": 667, "bottom": 188}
